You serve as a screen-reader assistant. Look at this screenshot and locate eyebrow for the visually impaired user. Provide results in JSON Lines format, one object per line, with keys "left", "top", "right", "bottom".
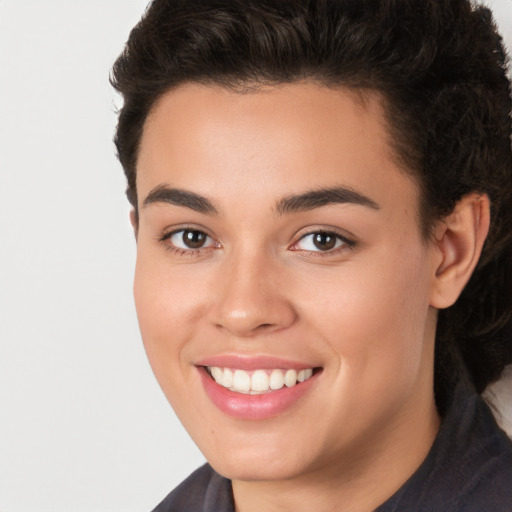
{"left": 276, "top": 186, "right": 380, "bottom": 215}
{"left": 142, "top": 184, "right": 379, "bottom": 216}
{"left": 143, "top": 185, "right": 218, "bottom": 215}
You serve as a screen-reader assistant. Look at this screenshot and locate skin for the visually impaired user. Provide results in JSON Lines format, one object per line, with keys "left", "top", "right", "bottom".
{"left": 133, "top": 82, "right": 489, "bottom": 512}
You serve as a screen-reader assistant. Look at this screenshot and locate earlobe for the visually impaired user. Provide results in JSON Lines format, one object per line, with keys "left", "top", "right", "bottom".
{"left": 429, "top": 193, "right": 490, "bottom": 309}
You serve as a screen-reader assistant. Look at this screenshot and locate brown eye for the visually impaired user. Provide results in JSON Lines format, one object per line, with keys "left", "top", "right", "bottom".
{"left": 312, "top": 232, "right": 337, "bottom": 251}
{"left": 167, "top": 229, "right": 216, "bottom": 251}
{"left": 292, "top": 231, "right": 352, "bottom": 253}
{"left": 182, "top": 230, "right": 207, "bottom": 248}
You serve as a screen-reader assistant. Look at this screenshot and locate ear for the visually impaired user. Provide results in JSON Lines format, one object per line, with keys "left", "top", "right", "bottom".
{"left": 130, "top": 209, "right": 139, "bottom": 241}
{"left": 429, "top": 193, "right": 490, "bottom": 309}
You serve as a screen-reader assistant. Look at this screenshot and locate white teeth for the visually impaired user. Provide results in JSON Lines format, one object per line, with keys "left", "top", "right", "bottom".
{"left": 284, "top": 369, "right": 297, "bottom": 387}
{"left": 211, "top": 366, "right": 223, "bottom": 383}
{"left": 269, "top": 369, "right": 285, "bottom": 390}
{"left": 207, "top": 366, "right": 315, "bottom": 394}
{"left": 297, "top": 368, "right": 312, "bottom": 382}
{"left": 232, "top": 369, "right": 251, "bottom": 393}
{"left": 251, "top": 370, "right": 270, "bottom": 392}
{"left": 222, "top": 368, "right": 234, "bottom": 388}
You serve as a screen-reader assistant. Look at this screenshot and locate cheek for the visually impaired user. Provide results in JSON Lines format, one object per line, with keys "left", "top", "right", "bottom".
{"left": 300, "top": 242, "right": 432, "bottom": 383}
{"left": 133, "top": 251, "right": 201, "bottom": 372}
{"left": 132, "top": 255, "right": 211, "bottom": 423}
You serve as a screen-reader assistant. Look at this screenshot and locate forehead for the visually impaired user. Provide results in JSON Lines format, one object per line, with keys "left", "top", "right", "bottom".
{"left": 137, "top": 82, "right": 420, "bottom": 220}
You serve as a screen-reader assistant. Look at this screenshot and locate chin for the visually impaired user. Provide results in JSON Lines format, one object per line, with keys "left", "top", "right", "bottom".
{"left": 210, "top": 456, "right": 307, "bottom": 483}
{"left": 196, "top": 431, "right": 318, "bottom": 483}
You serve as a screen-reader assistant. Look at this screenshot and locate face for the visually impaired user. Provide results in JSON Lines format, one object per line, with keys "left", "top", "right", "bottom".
{"left": 134, "top": 82, "right": 440, "bottom": 483}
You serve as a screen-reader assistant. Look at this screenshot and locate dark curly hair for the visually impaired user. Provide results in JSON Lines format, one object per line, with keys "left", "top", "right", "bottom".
{"left": 111, "top": 0, "right": 512, "bottom": 414}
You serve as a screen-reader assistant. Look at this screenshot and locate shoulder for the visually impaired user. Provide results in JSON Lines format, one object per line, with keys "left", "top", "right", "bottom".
{"left": 454, "top": 443, "right": 512, "bottom": 512}
{"left": 449, "top": 398, "right": 512, "bottom": 512}
{"left": 151, "top": 463, "right": 234, "bottom": 512}
{"left": 377, "top": 385, "right": 512, "bottom": 512}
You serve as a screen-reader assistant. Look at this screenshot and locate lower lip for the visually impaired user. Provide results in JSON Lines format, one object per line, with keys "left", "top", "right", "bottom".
{"left": 198, "top": 367, "right": 319, "bottom": 420}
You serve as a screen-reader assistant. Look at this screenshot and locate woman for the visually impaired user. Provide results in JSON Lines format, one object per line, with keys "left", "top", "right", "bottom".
{"left": 111, "top": 1, "right": 512, "bottom": 510}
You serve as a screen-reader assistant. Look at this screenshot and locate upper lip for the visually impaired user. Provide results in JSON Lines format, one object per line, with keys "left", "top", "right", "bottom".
{"left": 195, "top": 354, "right": 320, "bottom": 371}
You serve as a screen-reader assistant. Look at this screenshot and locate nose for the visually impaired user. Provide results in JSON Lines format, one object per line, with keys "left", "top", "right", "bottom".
{"left": 210, "top": 250, "right": 297, "bottom": 337}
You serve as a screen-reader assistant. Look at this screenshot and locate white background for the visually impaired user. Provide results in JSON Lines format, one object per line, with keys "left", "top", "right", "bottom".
{"left": 0, "top": 1, "right": 511, "bottom": 511}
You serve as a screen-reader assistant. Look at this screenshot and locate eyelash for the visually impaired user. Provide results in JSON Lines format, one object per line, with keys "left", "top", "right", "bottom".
{"left": 159, "top": 227, "right": 219, "bottom": 257}
{"left": 291, "top": 230, "right": 356, "bottom": 256}
{"left": 159, "top": 228, "right": 356, "bottom": 257}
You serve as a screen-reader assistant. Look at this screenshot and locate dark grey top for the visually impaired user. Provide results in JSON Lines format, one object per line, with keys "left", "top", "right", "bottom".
{"left": 152, "top": 382, "right": 512, "bottom": 511}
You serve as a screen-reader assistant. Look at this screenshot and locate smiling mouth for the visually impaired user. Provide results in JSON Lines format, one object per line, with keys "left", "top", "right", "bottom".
{"left": 205, "top": 366, "right": 319, "bottom": 394}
